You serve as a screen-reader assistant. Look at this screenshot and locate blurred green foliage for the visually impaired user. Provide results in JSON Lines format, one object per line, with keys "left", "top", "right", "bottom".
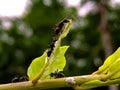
{"left": 0, "top": 0, "right": 120, "bottom": 90}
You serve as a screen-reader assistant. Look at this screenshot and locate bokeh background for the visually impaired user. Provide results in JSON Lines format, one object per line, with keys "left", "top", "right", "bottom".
{"left": 0, "top": 0, "right": 120, "bottom": 90}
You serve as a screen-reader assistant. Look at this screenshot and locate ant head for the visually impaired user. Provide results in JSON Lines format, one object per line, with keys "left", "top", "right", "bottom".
{"left": 62, "top": 19, "right": 70, "bottom": 23}
{"left": 50, "top": 72, "right": 55, "bottom": 77}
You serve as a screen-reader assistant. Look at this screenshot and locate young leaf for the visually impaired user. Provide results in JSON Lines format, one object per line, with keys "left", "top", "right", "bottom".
{"left": 107, "top": 58, "right": 120, "bottom": 79}
{"left": 94, "top": 47, "right": 120, "bottom": 79}
{"left": 27, "top": 46, "right": 69, "bottom": 80}
{"left": 79, "top": 80, "right": 107, "bottom": 89}
{"left": 27, "top": 51, "right": 47, "bottom": 80}
{"left": 40, "top": 46, "right": 69, "bottom": 79}
{"left": 27, "top": 19, "right": 72, "bottom": 81}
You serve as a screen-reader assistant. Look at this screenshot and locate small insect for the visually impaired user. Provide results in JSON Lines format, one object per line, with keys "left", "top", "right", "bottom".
{"left": 12, "top": 75, "right": 29, "bottom": 83}
{"left": 11, "top": 76, "right": 19, "bottom": 83}
{"left": 50, "top": 42, "right": 55, "bottom": 50}
{"left": 47, "top": 19, "right": 69, "bottom": 57}
{"left": 52, "top": 37, "right": 58, "bottom": 42}
{"left": 19, "top": 76, "right": 29, "bottom": 82}
{"left": 47, "top": 42, "right": 55, "bottom": 57}
{"left": 55, "top": 19, "right": 70, "bottom": 35}
{"left": 47, "top": 37, "right": 58, "bottom": 57}
{"left": 47, "top": 49, "right": 52, "bottom": 57}
{"left": 50, "top": 70, "right": 65, "bottom": 78}
{"left": 50, "top": 37, "right": 58, "bottom": 49}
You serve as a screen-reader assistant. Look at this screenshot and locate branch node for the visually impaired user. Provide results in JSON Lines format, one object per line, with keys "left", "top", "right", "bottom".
{"left": 66, "top": 77, "right": 76, "bottom": 86}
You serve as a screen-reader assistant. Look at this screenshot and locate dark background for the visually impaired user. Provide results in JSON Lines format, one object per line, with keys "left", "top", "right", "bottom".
{"left": 0, "top": 0, "right": 120, "bottom": 90}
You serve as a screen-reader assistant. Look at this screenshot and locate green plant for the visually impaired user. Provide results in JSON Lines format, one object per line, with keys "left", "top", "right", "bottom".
{"left": 0, "top": 19, "right": 120, "bottom": 90}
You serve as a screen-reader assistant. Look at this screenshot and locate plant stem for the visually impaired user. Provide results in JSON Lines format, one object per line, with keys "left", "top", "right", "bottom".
{"left": 1, "top": 74, "right": 120, "bottom": 90}
{"left": 31, "top": 19, "right": 72, "bottom": 84}
{"left": 31, "top": 60, "right": 49, "bottom": 84}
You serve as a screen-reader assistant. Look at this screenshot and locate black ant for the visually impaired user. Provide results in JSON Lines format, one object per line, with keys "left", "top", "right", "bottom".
{"left": 12, "top": 75, "right": 29, "bottom": 83}
{"left": 47, "top": 19, "right": 69, "bottom": 57}
{"left": 47, "top": 49, "right": 52, "bottom": 57}
{"left": 50, "top": 70, "right": 65, "bottom": 78}
{"left": 55, "top": 19, "right": 70, "bottom": 35}
{"left": 11, "top": 75, "right": 19, "bottom": 83}
{"left": 50, "top": 42, "right": 55, "bottom": 51}
{"left": 52, "top": 37, "right": 58, "bottom": 42}
{"left": 47, "top": 37, "right": 58, "bottom": 57}
{"left": 47, "top": 42, "right": 55, "bottom": 57}
{"left": 19, "top": 76, "right": 29, "bottom": 82}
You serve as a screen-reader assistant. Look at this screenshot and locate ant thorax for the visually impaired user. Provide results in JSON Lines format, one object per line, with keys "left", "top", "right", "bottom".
{"left": 50, "top": 70, "right": 65, "bottom": 78}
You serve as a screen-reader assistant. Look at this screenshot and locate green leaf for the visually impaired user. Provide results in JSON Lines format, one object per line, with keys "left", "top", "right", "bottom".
{"left": 27, "top": 51, "right": 47, "bottom": 80}
{"left": 96, "top": 47, "right": 120, "bottom": 79}
{"left": 60, "top": 20, "right": 72, "bottom": 39}
{"left": 27, "top": 19, "right": 72, "bottom": 81}
{"left": 27, "top": 46, "right": 69, "bottom": 80}
{"left": 108, "top": 58, "right": 120, "bottom": 79}
{"left": 80, "top": 80, "right": 105, "bottom": 89}
{"left": 41, "top": 46, "right": 69, "bottom": 79}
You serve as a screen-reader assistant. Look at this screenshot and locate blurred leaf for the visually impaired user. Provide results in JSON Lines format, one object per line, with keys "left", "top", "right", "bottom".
{"left": 108, "top": 58, "right": 120, "bottom": 79}
{"left": 80, "top": 80, "right": 105, "bottom": 89}
{"left": 95, "top": 47, "right": 120, "bottom": 79}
